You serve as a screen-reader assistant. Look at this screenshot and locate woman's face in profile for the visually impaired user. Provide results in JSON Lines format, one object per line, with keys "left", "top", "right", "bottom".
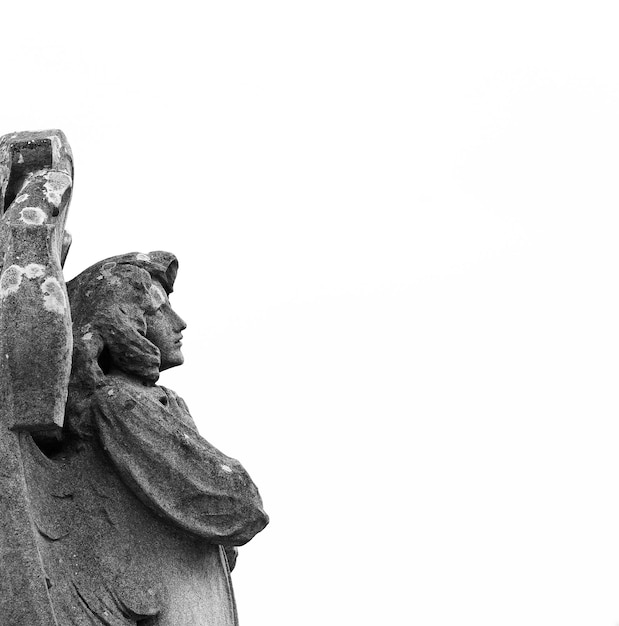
{"left": 145, "top": 280, "right": 187, "bottom": 371}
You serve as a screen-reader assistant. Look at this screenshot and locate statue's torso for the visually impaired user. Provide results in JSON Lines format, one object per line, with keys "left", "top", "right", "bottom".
{"left": 23, "top": 378, "right": 239, "bottom": 626}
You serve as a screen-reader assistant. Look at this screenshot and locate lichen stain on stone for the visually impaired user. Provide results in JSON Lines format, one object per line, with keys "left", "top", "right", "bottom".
{"left": 149, "top": 285, "right": 166, "bottom": 308}
{"left": 15, "top": 193, "right": 29, "bottom": 204}
{"left": 0, "top": 263, "right": 48, "bottom": 298}
{"left": 20, "top": 207, "right": 47, "bottom": 225}
{"left": 136, "top": 253, "right": 151, "bottom": 262}
{"left": 0, "top": 265, "right": 23, "bottom": 297}
{"left": 82, "top": 332, "right": 93, "bottom": 341}
{"left": 51, "top": 135, "right": 61, "bottom": 168}
{"left": 40, "top": 277, "right": 66, "bottom": 314}
{"left": 220, "top": 464, "right": 233, "bottom": 473}
{"left": 99, "top": 262, "right": 120, "bottom": 286}
{"left": 23, "top": 264, "right": 46, "bottom": 279}
{"left": 44, "top": 171, "right": 72, "bottom": 207}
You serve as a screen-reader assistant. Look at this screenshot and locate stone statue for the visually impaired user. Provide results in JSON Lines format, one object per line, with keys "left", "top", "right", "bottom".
{"left": 0, "top": 130, "right": 268, "bottom": 625}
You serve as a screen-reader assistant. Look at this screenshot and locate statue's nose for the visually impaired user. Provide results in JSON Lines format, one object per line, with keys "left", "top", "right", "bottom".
{"left": 173, "top": 310, "right": 187, "bottom": 332}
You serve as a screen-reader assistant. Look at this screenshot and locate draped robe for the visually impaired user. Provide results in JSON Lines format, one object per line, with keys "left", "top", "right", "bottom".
{"left": 22, "top": 372, "right": 268, "bottom": 626}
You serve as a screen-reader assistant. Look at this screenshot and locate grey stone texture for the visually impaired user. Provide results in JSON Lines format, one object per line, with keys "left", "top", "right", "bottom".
{"left": 0, "top": 131, "right": 268, "bottom": 625}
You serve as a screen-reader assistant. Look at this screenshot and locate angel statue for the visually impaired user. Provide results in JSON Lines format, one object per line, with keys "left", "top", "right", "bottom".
{"left": 0, "top": 130, "right": 268, "bottom": 626}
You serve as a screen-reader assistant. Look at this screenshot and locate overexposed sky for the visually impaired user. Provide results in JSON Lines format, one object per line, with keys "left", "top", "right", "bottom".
{"left": 4, "top": 2, "right": 619, "bottom": 625}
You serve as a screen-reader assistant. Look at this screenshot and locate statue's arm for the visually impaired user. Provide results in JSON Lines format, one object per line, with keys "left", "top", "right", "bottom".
{"left": 161, "top": 388, "right": 252, "bottom": 570}
{"left": 92, "top": 380, "right": 269, "bottom": 546}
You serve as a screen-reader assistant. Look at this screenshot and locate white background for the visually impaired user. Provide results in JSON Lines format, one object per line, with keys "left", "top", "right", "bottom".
{"left": 3, "top": 2, "right": 619, "bottom": 625}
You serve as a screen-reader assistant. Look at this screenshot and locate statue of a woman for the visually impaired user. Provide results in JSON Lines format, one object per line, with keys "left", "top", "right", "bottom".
{"left": 22, "top": 251, "right": 268, "bottom": 625}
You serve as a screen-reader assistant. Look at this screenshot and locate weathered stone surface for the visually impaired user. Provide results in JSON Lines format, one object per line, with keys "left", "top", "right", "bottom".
{"left": 0, "top": 129, "right": 73, "bottom": 433}
{"left": 0, "top": 131, "right": 268, "bottom": 625}
{"left": 0, "top": 129, "right": 74, "bottom": 625}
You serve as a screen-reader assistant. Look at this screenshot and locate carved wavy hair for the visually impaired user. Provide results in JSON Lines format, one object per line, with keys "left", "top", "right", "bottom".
{"left": 67, "top": 251, "right": 178, "bottom": 393}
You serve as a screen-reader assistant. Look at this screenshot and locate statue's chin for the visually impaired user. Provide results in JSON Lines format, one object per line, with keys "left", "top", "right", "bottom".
{"left": 159, "top": 353, "right": 184, "bottom": 372}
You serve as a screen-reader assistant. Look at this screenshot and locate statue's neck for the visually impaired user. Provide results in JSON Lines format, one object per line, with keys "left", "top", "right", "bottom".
{"left": 106, "top": 367, "right": 158, "bottom": 387}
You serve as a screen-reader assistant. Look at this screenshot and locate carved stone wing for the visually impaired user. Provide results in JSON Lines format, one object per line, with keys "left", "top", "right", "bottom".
{"left": 0, "top": 130, "right": 74, "bottom": 625}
